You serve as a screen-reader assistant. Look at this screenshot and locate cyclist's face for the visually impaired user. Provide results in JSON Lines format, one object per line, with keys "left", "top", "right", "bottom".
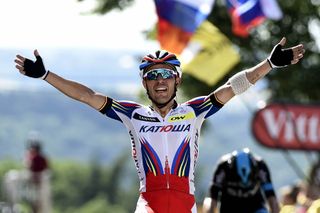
{"left": 143, "top": 64, "right": 181, "bottom": 104}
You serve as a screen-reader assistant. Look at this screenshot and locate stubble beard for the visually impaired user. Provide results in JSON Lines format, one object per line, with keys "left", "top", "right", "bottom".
{"left": 146, "top": 85, "right": 177, "bottom": 109}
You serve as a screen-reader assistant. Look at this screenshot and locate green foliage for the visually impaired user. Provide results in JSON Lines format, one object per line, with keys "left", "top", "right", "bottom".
{"left": 0, "top": 91, "right": 129, "bottom": 163}
{"left": 50, "top": 153, "right": 137, "bottom": 212}
{"left": 181, "top": 0, "right": 320, "bottom": 104}
{"left": 76, "top": 195, "right": 126, "bottom": 213}
{"left": 0, "top": 154, "right": 138, "bottom": 212}
{"left": 51, "top": 161, "right": 91, "bottom": 209}
{"left": 206, "top": 0, "right": 320, "bottom": 104}
{"left": 0, "top": 160, "right": 22, "bottom": 200}
{"left": 78, "top": 0, "right": 134, "bottom": 14}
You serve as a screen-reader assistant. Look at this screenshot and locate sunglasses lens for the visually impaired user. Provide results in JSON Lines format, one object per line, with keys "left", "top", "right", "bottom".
{"left": 146, "top": 72, "right": 157, "bottom": 80}
{"left": 144, "top": 69, "right": 175, "bottom": 80}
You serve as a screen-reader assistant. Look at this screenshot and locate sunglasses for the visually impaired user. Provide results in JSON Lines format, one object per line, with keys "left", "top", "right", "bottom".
{"left": 143, "top": 68, "right": 177, "bottom": 80}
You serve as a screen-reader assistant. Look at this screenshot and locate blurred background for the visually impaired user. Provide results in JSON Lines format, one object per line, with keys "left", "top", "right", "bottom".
{"left": 0, "top": 0, "right": 319, "bottom": 212}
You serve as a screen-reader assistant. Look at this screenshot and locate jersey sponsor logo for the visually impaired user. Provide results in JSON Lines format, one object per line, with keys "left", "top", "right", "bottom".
{"left": 167, "top": 112, "right": 195, "bottom": 122}
{"left": 133, "top": 113, "right": 160, "bottom": 122}
{"left": 129, "top": 130, "right": 143, "bottom": 180}
{"left": 139, "top": 124, "right": 191, "bottom": 133}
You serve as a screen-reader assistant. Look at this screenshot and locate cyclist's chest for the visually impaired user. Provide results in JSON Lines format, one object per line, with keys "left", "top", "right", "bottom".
{"left": 131, "top": 107, "right": 197, "bottom": 145}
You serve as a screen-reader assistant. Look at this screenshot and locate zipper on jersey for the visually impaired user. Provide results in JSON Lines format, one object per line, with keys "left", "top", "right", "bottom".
{"left": 154, "top": 109, "right": 171, "bottom": 189}
{"left": 165, "top": 156, "right": 170, "bottom": 189}
{"left": 162, "top": 113, "right": 170, "bottom": 189}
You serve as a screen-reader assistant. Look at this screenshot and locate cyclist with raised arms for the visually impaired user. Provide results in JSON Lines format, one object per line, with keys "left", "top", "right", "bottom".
{"left": 14, "top": 37, "right": 304, "bottom": 213}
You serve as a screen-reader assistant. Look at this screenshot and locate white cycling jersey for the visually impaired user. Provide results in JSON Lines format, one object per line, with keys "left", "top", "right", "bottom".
{"left": 100, "top": 94, "right": 223, "bottom": 195}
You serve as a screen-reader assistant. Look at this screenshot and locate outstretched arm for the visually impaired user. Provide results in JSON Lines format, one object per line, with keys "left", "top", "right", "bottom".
{"left": 212, "top": 37, "right": 305, "bottom": 104}
{"left": 14, "top": 50, "right": 107, "bottom": 110}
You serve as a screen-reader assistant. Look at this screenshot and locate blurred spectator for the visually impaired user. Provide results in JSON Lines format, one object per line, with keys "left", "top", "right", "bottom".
{"left": 279, "top": 183, "right": 301, "bottom": 213}
{"left": 25, "top": 140, "right": 49, "bottom": 183}
{"left": 202, "top": 148, "right": 279, "bottom": 213}
{"left": 308, "top": 158, "right": 320, "bottom": 201}
{"left": 279, "top": 179, "right": 320, "bottom": 213}
{"left": 24, "top": 139, "right": 51, "bottom": 213}
{"left": 307, "top": 199, "right": 320, "bottom": 213}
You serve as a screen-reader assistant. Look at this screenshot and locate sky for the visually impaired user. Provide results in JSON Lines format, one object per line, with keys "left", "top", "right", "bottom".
{"left": 0, "top": 0, "right": 159, "bottom": 50}
{"left": 0, "top": 0, "right": 161, "bottom": 92}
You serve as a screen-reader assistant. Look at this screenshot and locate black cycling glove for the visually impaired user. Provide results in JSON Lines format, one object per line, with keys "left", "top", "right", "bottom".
{"left": 24, "top": 55, "right": 48, "bottom": 79}
{"left": 267, "top": 43, "right": 293, "bottom": 68}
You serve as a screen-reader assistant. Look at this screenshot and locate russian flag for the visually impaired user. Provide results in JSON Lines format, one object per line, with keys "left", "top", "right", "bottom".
{"left": 155, "top": 0, "right": 215, "bottom": 54}
{"left": 226, "top": 0, "right": 282, "bottom": 37}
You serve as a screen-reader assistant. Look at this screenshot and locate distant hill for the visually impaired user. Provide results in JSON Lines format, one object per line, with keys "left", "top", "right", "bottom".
{"left": 0, "top": 90, "right": 132, "bottom": 163}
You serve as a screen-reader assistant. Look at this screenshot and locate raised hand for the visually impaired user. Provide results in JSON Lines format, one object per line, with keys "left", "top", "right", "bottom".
{"left": 267, "top": 37, "right": 305, "bottom": 68}
{"left": 15, "top": 49, "right": 49, "bottom": 79}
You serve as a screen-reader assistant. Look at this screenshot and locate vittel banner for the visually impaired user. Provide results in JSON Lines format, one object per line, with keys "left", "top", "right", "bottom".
{"left": 252, "top": 104, "right": 320, "bottom": 150}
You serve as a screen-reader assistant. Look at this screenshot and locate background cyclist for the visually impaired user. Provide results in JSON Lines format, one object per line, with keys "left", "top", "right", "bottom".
{"left": 203, "top": 148, "right": 280, "bottom": 213}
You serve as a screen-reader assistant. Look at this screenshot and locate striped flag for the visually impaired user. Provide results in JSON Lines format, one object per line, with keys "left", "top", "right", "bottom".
{"left": 226, "top": 0, "right": 282, "bottom": 37}
{"left": 180, "top": 21, "right": 240, "bottom": 86}
{"left": 154, "top": 0, "right": 215, "bottom": 54}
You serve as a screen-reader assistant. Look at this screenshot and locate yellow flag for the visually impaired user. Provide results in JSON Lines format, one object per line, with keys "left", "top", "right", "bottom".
{"left": 180, "top": 21, "right": 240, "bottom": 86}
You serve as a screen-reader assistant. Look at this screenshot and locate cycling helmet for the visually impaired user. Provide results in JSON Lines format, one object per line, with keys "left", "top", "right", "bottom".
{"left": 139, "top": 50, "right": 182, "bottom": 79}
{"left": 231, "top": 148, "right": 258, "bottom": 186}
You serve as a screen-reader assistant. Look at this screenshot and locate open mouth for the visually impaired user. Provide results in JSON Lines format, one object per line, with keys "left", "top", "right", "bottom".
{"left": 155, "top": 87, "right": 168, "bottom": 93}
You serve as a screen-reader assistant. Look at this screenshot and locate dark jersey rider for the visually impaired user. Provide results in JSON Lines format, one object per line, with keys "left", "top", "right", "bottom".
{"left": 203, "top": 148, "right": 280, "bottom": 213}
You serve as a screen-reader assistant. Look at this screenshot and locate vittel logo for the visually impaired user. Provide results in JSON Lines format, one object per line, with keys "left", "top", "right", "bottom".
{"left": 139, "top": 124, "right": 191, "bottom": 133}
{"left": 252, "top": 104, "right": 320, "bottom": 150}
